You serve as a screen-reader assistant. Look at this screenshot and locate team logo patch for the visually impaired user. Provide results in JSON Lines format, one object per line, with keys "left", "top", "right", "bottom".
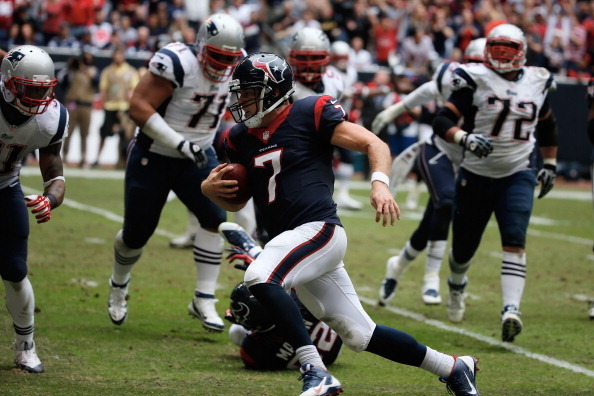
{"left": 205, "top": 18, "right": 219, "bottom": 38}
{"left": 263, "top": 131, "right": 270, "bottom": 141}
{"left": 150, "top": 61, "right": 168, "bottom": 73}
{"left": 5, "top": 51, "right": 25, "bottom": 69}
{"left": 253, "top": 56, "right": 287, "bottom": 84}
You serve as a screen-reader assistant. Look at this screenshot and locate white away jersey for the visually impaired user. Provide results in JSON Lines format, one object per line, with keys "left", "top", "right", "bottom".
{"left": 429, "top": 61, "right": 464, "bottom": 165}
{"left": 451, "top": 63, "right": 555, "bottom": 178}
{"left": 0, "top": 99, "right": 68, "bottom": 189}
{"left": 146, "top": 42, "right": 231, "bottom": 158}
{"left": 293, "top": 67, "right": 345, "bottom": 102}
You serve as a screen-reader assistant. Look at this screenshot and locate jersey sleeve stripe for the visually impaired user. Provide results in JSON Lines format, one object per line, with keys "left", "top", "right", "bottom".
{"left": 50, "top": 103, "right": 68, "bottom": 145}
{"left": 436, "top": 62, "right": 451, "bottom": 94}
{"left": 544, "top": 73, "right": 555, "bottom": 92}
{"left": 454, "top": 68, "right": 477, "bottom": 91}
{"left": 314, "top": 96, "right": 331, "bottom": 132}
{"left": 158, "top": 48, "right": 185, "bottom": 88}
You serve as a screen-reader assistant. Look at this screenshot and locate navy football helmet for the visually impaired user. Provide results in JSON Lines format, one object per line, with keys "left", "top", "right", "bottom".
{"left": 228, "top": 52, "right": 295, "bottom": 128}
{"left": 229, "top": 282, "right": 275, "bottom": 333}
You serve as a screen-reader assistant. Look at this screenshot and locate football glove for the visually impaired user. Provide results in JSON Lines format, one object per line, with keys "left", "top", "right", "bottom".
{"left": 177, "top": 140, "right": 207, "bottom": 168}
{"left": 537, "top": 163, "right": 556, "bottom": 199}
{"left": 371, "top": 102, "right": 407, "bottom": 134}
{"left": 226, "top": 245, "right": 256, "bottom": 271}
{"left": 24, "top": 195, "right": 52, "bottom": 224}
{"left": 459, "top": 133, "right": 493, "bottom": 158}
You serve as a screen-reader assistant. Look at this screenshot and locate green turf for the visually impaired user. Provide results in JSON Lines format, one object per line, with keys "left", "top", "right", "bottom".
{"left": 1, "top": 168, "right": 593, "bottom": 395}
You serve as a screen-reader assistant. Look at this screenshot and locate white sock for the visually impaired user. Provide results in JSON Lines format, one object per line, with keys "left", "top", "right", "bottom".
{"left": 186, "top": 211, "right": 200, "bottom": 236}
{"left": 501, "top": 251, "right": 526, "bottom": 309}
{"left": 419, "top": 346, "right": 455, "bottom": 377}
{"left": 194, "top": 227, "right": 223, "bottom": 296}
{"left": 112, "top": 229, "right": 142, "bottom": 285}
{"left": 4, "top": 278, "right": 35, "bottom": 344}
{"left": 400, "top": 240, "right": 422, "bottom": 268}
{"left": 296, "top": 345, "right": 326, "bottom": 370}
{"left": 425, "top": 240, "right": 446, "bottom": 273}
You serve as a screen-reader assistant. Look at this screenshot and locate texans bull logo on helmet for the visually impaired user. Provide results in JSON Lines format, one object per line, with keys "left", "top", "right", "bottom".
{"left": 253, "top": 55, "right": 288, "bottom": 84}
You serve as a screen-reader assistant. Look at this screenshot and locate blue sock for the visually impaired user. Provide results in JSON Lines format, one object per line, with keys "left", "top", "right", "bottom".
{"left": 365, "top": 324, "right": 427, "bottom": 366}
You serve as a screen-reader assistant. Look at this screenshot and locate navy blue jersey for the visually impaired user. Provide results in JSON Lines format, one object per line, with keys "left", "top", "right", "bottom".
{"left": 240, "top": 291, "right": 343, "bottom": 370}
{"left": 225, "top": 95, "right": 345, "bottom": 238}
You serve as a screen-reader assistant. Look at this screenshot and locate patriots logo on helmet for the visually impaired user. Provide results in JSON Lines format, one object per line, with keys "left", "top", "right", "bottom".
{"left": 205, "top": 18, "right": 219, "bottom": 38}
{"left": 253, "top": 57, "right": 287, "bottom": 84}
{"left": 150, "top": 61, "right": 168, "bottom": 73}
{"left": 5, "top": 51, "right": 25, "bottom": 69}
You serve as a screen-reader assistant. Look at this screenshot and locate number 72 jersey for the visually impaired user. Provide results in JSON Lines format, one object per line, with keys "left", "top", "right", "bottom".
{"left": 451, "top": 63, "right": 555, "bottom": 178}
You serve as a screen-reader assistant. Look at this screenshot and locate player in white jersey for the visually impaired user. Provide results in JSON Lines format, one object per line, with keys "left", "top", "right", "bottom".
{"left": 0, "top": 45, "right": 68, "bottom": 373}
{"left": 289, "top": 28, "right": 362, "bottom": 210}
{"left": 106, "top": 13, "right": 244, "bottom": 332}
{"left": 376, "top": 38, "right": 486, "bottom": 307}
{"left": 432, "top": 24, "right": 558, "bottom": 342}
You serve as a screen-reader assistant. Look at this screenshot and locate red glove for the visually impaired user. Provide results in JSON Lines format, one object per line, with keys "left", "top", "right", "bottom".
{"left": 24, "top": 195, "right": 52, "bottom": 224}
{"left": 226, "top": 245, "right": 256, "bottom": 271}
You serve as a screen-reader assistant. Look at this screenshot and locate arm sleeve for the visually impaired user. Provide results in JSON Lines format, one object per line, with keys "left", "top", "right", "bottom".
{"left": 402, "top": 80, "right": 440, "bottom": 110}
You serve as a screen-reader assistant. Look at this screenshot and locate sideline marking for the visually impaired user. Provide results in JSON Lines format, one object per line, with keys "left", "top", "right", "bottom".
{"left": 359, "top": 296, "right": 594, "bottom": 378}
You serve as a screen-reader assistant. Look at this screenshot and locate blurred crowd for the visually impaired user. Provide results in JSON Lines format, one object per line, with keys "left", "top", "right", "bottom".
{"left": 1, "top": 0, "right": 594, "bottom": 80}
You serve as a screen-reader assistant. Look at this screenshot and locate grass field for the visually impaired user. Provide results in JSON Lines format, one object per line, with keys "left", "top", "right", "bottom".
{"left": 1, "top": 166, "right": 593, "bottom": 396}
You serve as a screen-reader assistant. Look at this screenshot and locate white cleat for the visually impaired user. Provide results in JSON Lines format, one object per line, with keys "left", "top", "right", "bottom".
{"left": 169, "top": 233, "right": 195, "bottom": 249}
{"left": 108, "top": 278, "right": 129, "bottom": 325}
{"left": 188, "top": 296, "right": 225, "bottom": 332}
{"left": 14, "top": 341, "right": 44, "bottom": 373}
{"left": 378, "top": 255, "right": 401, "bottom": 306}
{"left": 421, "top": 271, "right": 442, "bottom": 305}
{"left": 447, "top": 278, "right": 466, "bottom": 323}
{"left": 335, "top": 192, "right": 363, "bottom": 211}
{"left": 501, "top": 305, "right": 523, "bottom": 342}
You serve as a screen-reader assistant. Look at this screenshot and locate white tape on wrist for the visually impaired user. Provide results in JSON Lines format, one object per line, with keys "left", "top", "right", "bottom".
{"left": 543, "top": 158, "right": 557, "bottom": 166}
{"left": 43, "top": 176, "right": 65, "bottom": 188}
{"left": 371, "top": 171, "right": 390, "bottom": 186}
{"left": 453, "top": 130, "right": 468, "bottom": 144}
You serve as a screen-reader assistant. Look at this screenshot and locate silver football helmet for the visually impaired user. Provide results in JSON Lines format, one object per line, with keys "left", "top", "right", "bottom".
{"left": 485, "top": 24, "right": 526, "bottom": 72}
{"left": 330, "top": 40, "right": 351, "bottom": 71}
{"left": 463, "top": 38, "right": 486, "bottom": 63}
{"left": 288, "top": 27, "right": 330, "bottom": 83}
{"left": 196, "top": 13, "right": 245, "bottom": 82}
{"left": 0, "top": 45, "right": 57, "bottom": 115}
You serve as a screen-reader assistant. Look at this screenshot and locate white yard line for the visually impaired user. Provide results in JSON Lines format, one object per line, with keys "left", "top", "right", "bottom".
{"left": 358, "top": 296, "right": 594, "bottom": 378}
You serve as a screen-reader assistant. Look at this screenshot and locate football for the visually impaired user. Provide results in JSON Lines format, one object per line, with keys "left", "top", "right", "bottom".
{"left": 221, "top": 163, "right": 252, "bottom": 205}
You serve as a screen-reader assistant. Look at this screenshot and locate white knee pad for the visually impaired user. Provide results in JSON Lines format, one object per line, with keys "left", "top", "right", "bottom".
{"left": 114, "top": 229, "right": 143, "bottom": 258}
{"left": 322, "top": 314, "right": 375, "bottom": 353}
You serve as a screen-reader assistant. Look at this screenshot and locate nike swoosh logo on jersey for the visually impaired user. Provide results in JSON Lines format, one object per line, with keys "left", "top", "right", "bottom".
{"left": 464, "top": 372, "right": 477, "bottom": 395}
{"left": 329, "top": 99, "right": 337, "bottom": 104}
{"left": 428, "top": 152, "right": 444, "bottom": 165}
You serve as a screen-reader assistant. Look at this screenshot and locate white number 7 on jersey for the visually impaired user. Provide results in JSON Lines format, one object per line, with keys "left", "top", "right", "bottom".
{"left": 254, "top": 148, "right": 282, "bottom": 203}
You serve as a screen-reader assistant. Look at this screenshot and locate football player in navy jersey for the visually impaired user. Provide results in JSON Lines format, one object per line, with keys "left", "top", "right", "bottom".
{"left": 226, "top": 281, "right": 343, "bottom": 371}
{"left": 432, "top": 24, "right": 558, "bottom": 342}
{"left": 0, "top": 45, "right": 68, "bottom": 373}
{"left": 202, "top": 52, "right": 481, "bottom": 396}
{"left": 106, "top": 14, "right": 244, "bottom": 332}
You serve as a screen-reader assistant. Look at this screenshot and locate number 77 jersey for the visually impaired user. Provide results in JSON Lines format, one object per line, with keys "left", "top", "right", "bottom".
{"left": 451, "top": 62, "right": 556, "bottom": 178}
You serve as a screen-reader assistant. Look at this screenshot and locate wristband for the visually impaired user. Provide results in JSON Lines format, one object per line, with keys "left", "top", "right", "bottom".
{"left": 43, "top": 193, "right": 59, "bottom": 209}
{"left": 453, "top": 130, "right": 468, "bottom": 144}
{"left": 543, "top": 158, "right": 557, "bottom": 167}
{"left": 371, "top": 171, "right": 390, "bottom": 186}
{"left": 43, "top": 175, "right": 65, "bottom": 188}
